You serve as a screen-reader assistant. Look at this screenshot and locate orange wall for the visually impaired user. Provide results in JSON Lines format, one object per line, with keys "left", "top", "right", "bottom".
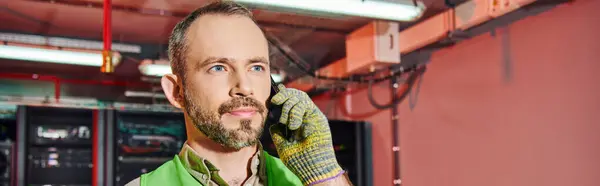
{"left": 313, "top": 0, "right": 600, "bottom": 186}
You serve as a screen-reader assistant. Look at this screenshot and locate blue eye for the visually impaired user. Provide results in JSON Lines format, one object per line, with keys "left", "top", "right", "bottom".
{"left": 209, "top": 65, "right": 226, "bottom": 72}
{"left": 251, "top": 65, "right": 265, "bottom": 72}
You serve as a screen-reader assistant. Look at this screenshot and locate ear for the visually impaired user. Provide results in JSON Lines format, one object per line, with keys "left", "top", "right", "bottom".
{"left": 161, "top": 74, "right": 184, "bottom": 109}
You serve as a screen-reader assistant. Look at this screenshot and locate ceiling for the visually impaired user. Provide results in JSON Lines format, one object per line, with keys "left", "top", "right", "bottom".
{"left": 0, "top": 0, "right": 461, "bottom": 102}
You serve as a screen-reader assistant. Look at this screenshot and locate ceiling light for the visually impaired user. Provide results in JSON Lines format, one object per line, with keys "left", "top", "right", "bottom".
{"left": 124, "top": 91, "right": 167, "bottom": 99}
{"left": 139, "top": 63, "right": 172, "bottom": 77}
{"left": 0, "top": 32, "right": 141, "bottom": 53}
{"left": 233, "top": 0, "right": 426, "bottom": 21}
{"left": 0, "top": 45, "right": 121, "bottom": 67}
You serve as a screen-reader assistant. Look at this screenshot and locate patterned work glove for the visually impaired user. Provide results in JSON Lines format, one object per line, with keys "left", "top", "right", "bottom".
{"left": 269, "top": 84, "right": 344, "bottom": 185}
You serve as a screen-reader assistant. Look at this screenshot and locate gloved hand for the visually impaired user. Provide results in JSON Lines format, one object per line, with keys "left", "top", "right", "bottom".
{"left": 269, "top": 84, "right": 344, "bottom": 185}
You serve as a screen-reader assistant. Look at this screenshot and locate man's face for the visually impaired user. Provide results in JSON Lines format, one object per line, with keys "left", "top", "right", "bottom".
{"left": 181, "top": 15, "right": 271, "bottom": 150}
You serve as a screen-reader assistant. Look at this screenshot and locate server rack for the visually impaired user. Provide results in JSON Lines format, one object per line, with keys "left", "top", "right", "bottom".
{"left": 0, "top": 105, "right": 16, "bottom": 186}
{"left": 16, "top": 106, "right": 101, "bottom": 186}
{"left": 9, "top": 105, "right": 373, "bottom": 186}
{"left": 106, "top": 110, "right": 186, "bottom": 186}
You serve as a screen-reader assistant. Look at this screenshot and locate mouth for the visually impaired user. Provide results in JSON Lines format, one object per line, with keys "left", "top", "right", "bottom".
{"left": 227, "top": 107, "right": 258, "bottom": 118}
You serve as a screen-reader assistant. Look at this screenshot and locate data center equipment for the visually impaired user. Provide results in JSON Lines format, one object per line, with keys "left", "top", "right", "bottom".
{"left": 8, "top": 105, "right": 373, "bottom": 186}
{"left": 260, "top": 120, "right": 373, "bottom": 186}
{"left": 0, "top": 142, "right": 11, "bottom": 186}
{"left": 23, "top": 106, "right": 94, "bottom": 186}
{"left": 0, "top": 108, "right": 15, "bottom": 186}
{"left": 109, "top": 111, "right": 186, "bottom": 186}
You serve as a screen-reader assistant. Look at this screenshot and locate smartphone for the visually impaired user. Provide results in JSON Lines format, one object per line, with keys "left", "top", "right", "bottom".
{"left": 267, "top": 76, "right": 290, "bottom": 139}
{"left": 267, "top": 76, "right": 282, "bottom": 124}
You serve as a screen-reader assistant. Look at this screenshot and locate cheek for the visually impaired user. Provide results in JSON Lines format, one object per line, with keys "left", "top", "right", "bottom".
{"left": 257, "top": 80, "right": 271, "bottom": 104}
{"left": 205, "top": 89, "right": 230, "bottom": 111}
{"left": 187, "top": 79, "right": 229, "bottom": 111}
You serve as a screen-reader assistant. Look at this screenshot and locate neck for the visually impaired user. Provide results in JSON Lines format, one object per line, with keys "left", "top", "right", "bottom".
{"left": 187, "top": 136, "right": 257, "bottom": 169}
{"left": 182, "top": 116, "right": 259, "bottom": 182}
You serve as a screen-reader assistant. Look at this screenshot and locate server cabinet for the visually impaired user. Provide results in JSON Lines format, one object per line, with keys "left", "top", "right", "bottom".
{"left": 106, "top": 110, "right": 186, "bottom": 186}
{"left": 0, "top": 105, "right": 16, "bottom": 186}
{"left": 19, "top": 106, "right": 97, "bottom": 186}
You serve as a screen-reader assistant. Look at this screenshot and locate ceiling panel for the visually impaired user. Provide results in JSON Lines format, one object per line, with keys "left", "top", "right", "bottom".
{"left": 0, "top": 0, "right": 456, "bottom": 88}
{"left": 2, "top": 0, "right": 182, "bottom": 43}
{"left": 78, "top": 0, "right": 215, "bottom": 14}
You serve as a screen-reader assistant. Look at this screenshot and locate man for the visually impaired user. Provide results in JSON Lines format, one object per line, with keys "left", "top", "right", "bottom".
{"left": 125, "top": 1, "right": 353, "bottom": 186}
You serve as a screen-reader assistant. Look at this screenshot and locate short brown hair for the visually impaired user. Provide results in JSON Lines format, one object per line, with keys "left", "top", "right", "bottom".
{"left": 168, "top": 1, "right": 254, "bottom": 81}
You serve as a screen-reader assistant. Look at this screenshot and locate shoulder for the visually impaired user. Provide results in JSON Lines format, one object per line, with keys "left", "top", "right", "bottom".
{"left": 142, "top": 158, "right": 179, "bottom": 180}
{"left": 124, "top": 177, "right": 141, "bottom": 186}
{"left": 125, "top": 157, "right": 179, "bottom": 186}
{"left": 262, "top": 151, "right": 303, "bottom": 185}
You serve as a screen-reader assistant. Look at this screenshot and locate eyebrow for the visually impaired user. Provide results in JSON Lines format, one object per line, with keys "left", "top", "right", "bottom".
{"left": 248, "top": 56, "right": 269, "bottom": 66}
{"left": 194, "top": 56, "right": 269, "bottom": 71}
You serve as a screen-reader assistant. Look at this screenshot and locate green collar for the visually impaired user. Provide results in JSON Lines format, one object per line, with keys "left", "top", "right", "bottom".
{"left": 178, "top": 143, "right": 268, "bottom": 186}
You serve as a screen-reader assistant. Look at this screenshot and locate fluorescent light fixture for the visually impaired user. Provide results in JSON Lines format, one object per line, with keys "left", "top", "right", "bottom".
{"left": 139, "top": 63, "right": 285, "bottom": 83}
{"left": 139, "top": 63, "right": 172, "bottom": 77}
{"left": 125, "top": 91, "right": 167, "bottom": 99}
{"left": 0, "top": 32, "right": 142, "bottom": 53}
{"left": 233, "top": 0, "right": 426, "bottom": 21}
{"left": 0, "top": 45, "right": 121, "bottom": 67}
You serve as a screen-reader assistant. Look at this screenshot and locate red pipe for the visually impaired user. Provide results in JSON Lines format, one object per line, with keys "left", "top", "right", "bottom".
{"left": 102, "top": 0, "right": 113, "bottom": 73}
{"left": 103, "top": 0, "right": 112, "bottom": 51}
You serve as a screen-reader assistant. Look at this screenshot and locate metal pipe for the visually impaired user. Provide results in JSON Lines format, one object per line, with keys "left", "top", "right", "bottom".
{"left": 15, "top": 106, "right": 26, "bottom": 186}
{"left": 101, "top": 0, "right": 114, "bottom": 73}
{"left": 99, "top": 0, "right": 112, "bottom": 177}
{"left": 391, "top": 77, "right": 401, "bottom": 185}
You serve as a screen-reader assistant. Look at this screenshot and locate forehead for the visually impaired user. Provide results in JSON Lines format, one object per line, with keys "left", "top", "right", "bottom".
{"left": 185, "top": 14, "right": 269, "bottom": 65}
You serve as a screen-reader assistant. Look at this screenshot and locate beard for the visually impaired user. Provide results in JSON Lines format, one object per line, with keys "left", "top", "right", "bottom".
{"left": 183, "top": 87, "right": 267, "bottom": 150}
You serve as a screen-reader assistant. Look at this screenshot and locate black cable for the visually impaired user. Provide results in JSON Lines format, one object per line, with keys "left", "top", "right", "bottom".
{"left": 265, "top": 33, "right": 421, "bottom": 84}
{"left": 445, "top": 0, "right": 458, "bottom": 8}
{"left": 366, "top": 66, "right": 426, "bottom": 109}
{"left": 408, "top": 70, "right": 423, "bottom": 110}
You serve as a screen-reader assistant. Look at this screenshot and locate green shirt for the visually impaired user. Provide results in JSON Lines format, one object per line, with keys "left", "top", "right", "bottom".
{"left": 178, "top": 144, "right": 264, "bottom": 186}
{"left": 125, "top": 143, "right": 302, "bottom": 186}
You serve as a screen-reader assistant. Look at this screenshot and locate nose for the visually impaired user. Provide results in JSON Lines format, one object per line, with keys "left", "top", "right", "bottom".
{"left": 229, "top": 72, "right": 253, "bottom": 97}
